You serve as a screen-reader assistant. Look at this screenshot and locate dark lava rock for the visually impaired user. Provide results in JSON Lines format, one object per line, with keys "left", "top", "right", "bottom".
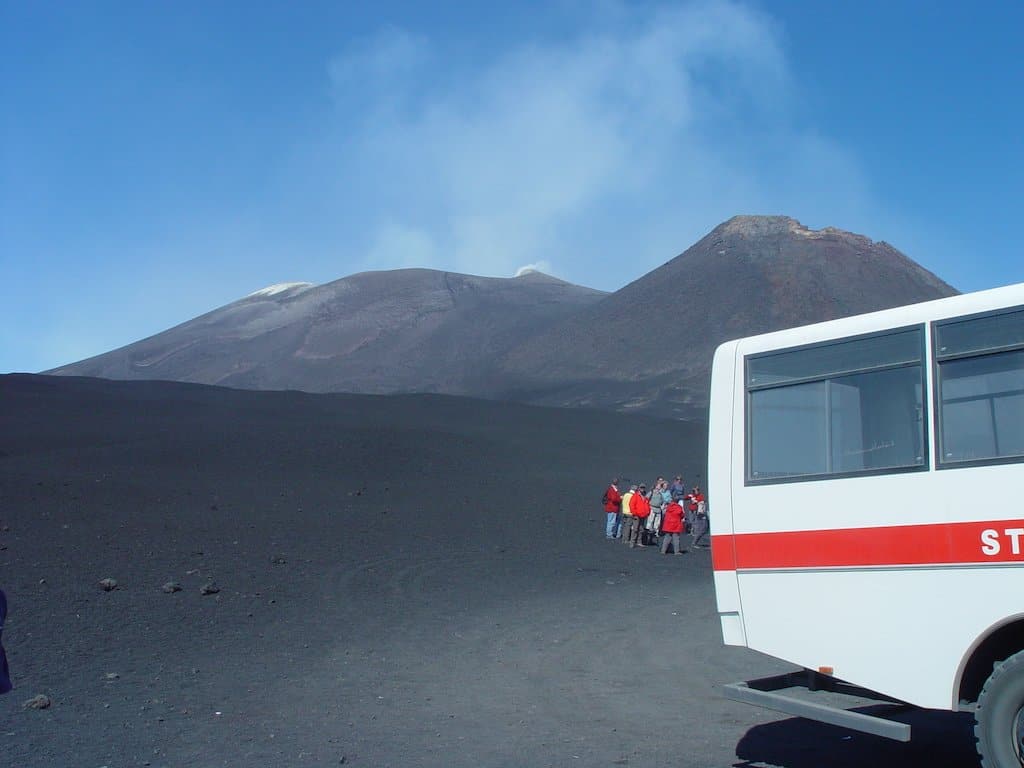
{"left": 23, "top": 694, "right": 51, "bottom": 710}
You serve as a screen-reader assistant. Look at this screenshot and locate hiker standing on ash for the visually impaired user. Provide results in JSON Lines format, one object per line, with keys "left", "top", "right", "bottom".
{"left": 689, "top": 487, "right": 709, "bottom": 548}
{"left": 660, "top": 497, "right": 686, "bottom": 555}
{"left": 669, "top": 475, "right": 686, "bottom": 501}
{"left": 603, "top": 478, "right": 623, "bottom": 539}
{"left": 0, "top": 590, "right": 11, "bottom": 694}
{"left": 627, "top": 484, "right": 651, "bottom": 547}
{"left": 644, "top": 479, "right": 666, "bottom": 546}
{"left": 620, "top": 485, "right": 636, "bottom": 545}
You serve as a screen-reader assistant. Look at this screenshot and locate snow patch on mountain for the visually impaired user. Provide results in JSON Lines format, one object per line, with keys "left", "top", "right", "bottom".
{"left": 248, "top": 282, "right": 315, "bottom": 298}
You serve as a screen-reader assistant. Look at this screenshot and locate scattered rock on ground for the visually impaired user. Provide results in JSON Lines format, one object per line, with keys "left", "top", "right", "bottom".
{"left": 270, "top": 555, "right": 286, "bottom": 565}
{"left": 162, "top": 581, "right": 182, "bottom": 593}
{"left": 200, "top": 582, "right": 220, "bottom": 595}
{"left": 98, "top": 578, "right": 118, "bottom": 592}
{"left": 23, "top": 694, "right": 51, "bottom": 710}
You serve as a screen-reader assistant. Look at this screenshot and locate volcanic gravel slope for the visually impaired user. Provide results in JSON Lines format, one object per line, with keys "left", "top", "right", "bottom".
{"left": 0, "top": 375, "right": 976, "bottom": 767}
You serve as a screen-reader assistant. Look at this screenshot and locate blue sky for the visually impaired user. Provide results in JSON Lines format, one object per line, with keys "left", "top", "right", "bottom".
{"left": 2, "top": 1, "right": 1022, "bottom": 373}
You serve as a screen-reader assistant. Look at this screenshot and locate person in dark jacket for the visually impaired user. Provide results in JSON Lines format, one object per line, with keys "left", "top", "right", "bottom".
{"left": 669, "top": 476, "right": 685, "bottom": 501}
{"left": 690, "top": 488, "right": 709, "bottom": 548}
{"left": 0, "top": 590, "right": 11, "bottom": 694}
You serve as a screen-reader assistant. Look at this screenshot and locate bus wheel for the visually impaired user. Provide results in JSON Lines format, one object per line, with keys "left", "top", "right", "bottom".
{"left": 976, "top": 648, "right": 1024, "bottom": 768}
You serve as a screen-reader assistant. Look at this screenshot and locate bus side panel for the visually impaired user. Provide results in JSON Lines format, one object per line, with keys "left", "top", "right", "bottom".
{"left": 737, "top": 565, "right": 1024, "bottom": 710}
{"left": 714, "top": 282, "right": 1024, "bottom": 710}
{"left": 709, "top": 340, "right": 744, "bottom": 645}
{"left": 730, "top": 461, "right": 1024, "bottom": 710}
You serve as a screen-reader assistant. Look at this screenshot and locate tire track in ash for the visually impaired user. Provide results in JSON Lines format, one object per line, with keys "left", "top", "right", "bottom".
{"left": 252, "top": 544, "right": 732, "bottom": 766}
{"left": 244, "top": 546, "right": 516, "bottom": 762}
{"left": 400, "top": 547, "right": 730, "bottom": 766}
{"left": 330, "top": 548, "right": 503, "bottom": 635}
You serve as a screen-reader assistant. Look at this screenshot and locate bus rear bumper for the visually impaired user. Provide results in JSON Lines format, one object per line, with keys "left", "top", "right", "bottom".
{"left": 724, "top": 671, "right": 913, "bottom": 742}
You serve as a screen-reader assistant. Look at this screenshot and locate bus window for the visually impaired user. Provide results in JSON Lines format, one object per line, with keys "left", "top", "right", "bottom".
{"left": 747, "top": 327, "right": 926, "bottom": 483}
{"left": 749, "top": 381, "right": 827, "bottom": 478}
{"left": 936, "top": 306, "right": 1024, "bottom": 465}
{"left": 830, "top": 367, "right": 924, "bottom": 473}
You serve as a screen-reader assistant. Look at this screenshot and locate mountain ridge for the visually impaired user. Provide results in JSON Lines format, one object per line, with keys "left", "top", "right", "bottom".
{"left": 49, "top": 216, "right": 958, "bottom": 417}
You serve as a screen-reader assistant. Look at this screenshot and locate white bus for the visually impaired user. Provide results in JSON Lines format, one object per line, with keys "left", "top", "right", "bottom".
{"left": 709, "top": 281, "right": 1024, "bottom": 767}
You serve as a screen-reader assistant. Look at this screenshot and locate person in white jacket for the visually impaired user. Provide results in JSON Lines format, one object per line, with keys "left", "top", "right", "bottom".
{"left": 644, "top": 479, "right": 666, "bottom": 545}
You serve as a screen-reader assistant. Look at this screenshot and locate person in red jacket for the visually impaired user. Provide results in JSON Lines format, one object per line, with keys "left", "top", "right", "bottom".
{"left": 660, "top": 499, "right": 685, "bottom": 555}
{"left": 626, "top": 484, "right": 651, "bottom": 548}
{"left": 603, "top": 479, "right": 623, "bottom": 539}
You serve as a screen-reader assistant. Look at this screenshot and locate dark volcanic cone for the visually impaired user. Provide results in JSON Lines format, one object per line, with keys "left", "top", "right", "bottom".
{"left": 497, "top": 215, "right": 958, "bottom": 417}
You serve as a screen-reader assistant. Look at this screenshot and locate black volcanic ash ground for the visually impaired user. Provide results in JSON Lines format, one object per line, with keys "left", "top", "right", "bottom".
{"left": 0, "top": 375, "right": 975, "bottom": 767}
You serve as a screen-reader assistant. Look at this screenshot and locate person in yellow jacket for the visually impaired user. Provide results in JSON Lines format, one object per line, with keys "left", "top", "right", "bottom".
{"left": 619, "top": 484, "right": 636, "bottom": 544}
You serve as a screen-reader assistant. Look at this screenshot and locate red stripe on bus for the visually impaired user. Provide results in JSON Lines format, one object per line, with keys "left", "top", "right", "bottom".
{"left": 712, "top": 537, "right": 737, "bottom": 571}
{"left": 711, "top": 519, "right": 1024, "bottom": 571}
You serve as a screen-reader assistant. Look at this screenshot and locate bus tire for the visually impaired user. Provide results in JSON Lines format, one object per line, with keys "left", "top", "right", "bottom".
{"left": 976, "top": 648, "right": 1024, "bottom": 768}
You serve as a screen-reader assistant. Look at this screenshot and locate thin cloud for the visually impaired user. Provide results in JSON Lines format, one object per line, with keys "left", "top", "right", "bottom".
{"left": 315, "top": 1, "right": 871, "bottom": 290}
{"left": 364, "top": 223, "right": 439, "bottom": 271}
{"left": 327, "top": 27, "right": 431, "bottom": 113}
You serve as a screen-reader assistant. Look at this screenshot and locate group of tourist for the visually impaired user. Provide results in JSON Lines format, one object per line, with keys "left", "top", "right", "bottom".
{"left": 602, "top": 477, "right": 708, "bottom": 554}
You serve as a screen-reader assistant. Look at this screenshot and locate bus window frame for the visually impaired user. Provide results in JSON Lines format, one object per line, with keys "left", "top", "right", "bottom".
{"left": 744, "top": 324, "right": 930, "bottom": 486}
{"left": 932, "top": 303, "right": 1024, "bottom": 471}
